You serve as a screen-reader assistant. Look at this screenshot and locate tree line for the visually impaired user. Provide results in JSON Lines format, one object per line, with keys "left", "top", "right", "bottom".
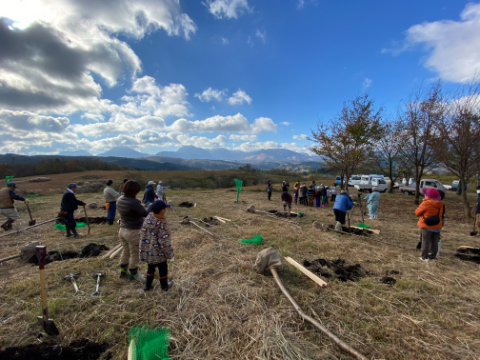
{"left": 309, "top": 81, "right": 480, "bottom": 217}
{"left": 0, "top": 157, "right": 129, "bottom": 178}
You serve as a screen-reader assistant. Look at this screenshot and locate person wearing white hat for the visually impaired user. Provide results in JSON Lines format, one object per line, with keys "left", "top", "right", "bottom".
{"left": 142, "top": 181, "right": 158, "bottom": 207}
{"left": 156, "top": 181, "right": 165, "bottom": 202}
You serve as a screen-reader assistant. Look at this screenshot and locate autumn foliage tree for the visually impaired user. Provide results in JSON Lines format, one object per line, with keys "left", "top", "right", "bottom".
{"left": 309, "top": 94, "right": 383, "bottom": 190}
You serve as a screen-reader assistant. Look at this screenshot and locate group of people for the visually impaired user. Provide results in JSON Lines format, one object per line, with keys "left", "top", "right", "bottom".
{"left": 57, "top": 179, "right": 174, "bottom": 291}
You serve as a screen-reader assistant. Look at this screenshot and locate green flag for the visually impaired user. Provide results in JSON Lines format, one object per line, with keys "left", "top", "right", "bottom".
{"left": 234, "top": 179, "right": 243, "bottom": 203}
{"left": 5, "top": 176, "right": 14, "bottom": 186}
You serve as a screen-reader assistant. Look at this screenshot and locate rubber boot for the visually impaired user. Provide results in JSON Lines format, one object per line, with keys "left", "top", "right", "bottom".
{"left": 120, "top": 264, "right": 129, "bottom": 279}
{"left": 66, "top": 226, "right": 72, "bottom": 238}
{"left": 335, "top": 222, "right": 343, "bottom": 231}
{"left": 128, "top": 268, "right": 143, "bottom": 280}
{"left": 108, "top": 219, "right": 114, "bottom": 225}
{"left": 144, "top": 274, "right": 155, "bottom": 291}
{"left": 159, "top": 276, "right": 172, "bottom": 291}
{"left": 72, "top": 227, "right": 81, "bottom": 238}
{"left": 1, "top": 218, "right": 14, "bottom": 231}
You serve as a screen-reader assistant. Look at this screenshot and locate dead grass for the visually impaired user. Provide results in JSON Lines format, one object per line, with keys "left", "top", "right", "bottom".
{"left": 1, "top": 182, "right": 480, "bottom": 359}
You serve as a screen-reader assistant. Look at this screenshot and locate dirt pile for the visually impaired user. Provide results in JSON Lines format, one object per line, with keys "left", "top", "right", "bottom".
{"left": 179, "top": 202, "right": 195, "bottom": 207}
{"left": 455, "top": 253, "right": 480, "bottom": 264}
{"left": 0, "top": 339, "right": 109, "bottom": 360}
{"left": 80, "top": 243, "right": 109, "bottom": 258}
{"left": 303, "top": 258, "right": 368, "bottom": 282}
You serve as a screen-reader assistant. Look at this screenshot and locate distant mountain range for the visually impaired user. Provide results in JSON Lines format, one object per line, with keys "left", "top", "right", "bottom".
{"left": 97, "top": 147, "right": 151, "bottom": 158}
{"left": 58, "top": 150, "right": 93, "bottom": 156}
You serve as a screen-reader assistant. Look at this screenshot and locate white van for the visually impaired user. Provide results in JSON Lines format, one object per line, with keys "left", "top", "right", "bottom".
{"left": 348, "top": 175, "right": 362, "bottom": 187}
{"left": 360, "top": 175, "right": 384, "bottom": 185}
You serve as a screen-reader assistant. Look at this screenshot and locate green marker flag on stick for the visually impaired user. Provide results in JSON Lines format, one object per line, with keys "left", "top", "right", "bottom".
{"left": 234, "top": 179, "right": 243, "bottom": 203}
{"left": 5, "top": 176, "right": 14, "bottom": 186}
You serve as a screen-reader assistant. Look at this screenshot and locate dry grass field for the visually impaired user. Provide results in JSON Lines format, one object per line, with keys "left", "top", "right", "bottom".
{"left": 1, "top": 175, "right": 480, "bottom": 359}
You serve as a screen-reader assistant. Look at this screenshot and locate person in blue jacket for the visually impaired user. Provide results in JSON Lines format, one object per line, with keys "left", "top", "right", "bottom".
{"left": 333, "top": 190, "right": 353, "bottom": 228}
{"left": 60, "top": 183, "right": 85, "bottom": 238}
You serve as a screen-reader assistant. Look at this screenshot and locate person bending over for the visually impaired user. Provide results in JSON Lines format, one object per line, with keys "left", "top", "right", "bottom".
{"left": 60, "top": 183, "right": 85, "bottom": 238}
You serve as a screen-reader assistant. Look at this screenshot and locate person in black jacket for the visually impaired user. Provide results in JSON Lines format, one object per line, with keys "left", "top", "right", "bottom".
{"left": 60, "top": 183, "right": 85, "bottom": 238}
{"left": 142, "top": 181, "right": 158, "bottom": 207}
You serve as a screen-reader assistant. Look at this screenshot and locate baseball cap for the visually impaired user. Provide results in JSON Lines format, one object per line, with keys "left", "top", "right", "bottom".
{"left": 150, "top": 200, "right": 171, "bottom": 213}
{"left": 7, "top": 182, "right": 17, "bottom": 188}
{"left": 147, "top": 181, "right": 156, "bottom": 185}
{"left": 422, "top": 188, "right": 441, "bottom": 201}
{"left": 68, "top": 183, "right": 78, "bottom": 189}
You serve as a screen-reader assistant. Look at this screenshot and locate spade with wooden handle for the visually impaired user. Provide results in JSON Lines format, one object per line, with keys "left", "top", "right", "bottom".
{"left": 26, "top": 202, "right": 36, "bottom": 226}
{"left": 83, "top": 205, "right": 91, "bottom": 235}
{"left": 35, "top": 246, "right": 59, "bottom": 336}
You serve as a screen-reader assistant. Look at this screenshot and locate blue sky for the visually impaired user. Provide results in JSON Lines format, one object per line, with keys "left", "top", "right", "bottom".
{"left": 0, "top": 0, "right": 477, "bottom": 155}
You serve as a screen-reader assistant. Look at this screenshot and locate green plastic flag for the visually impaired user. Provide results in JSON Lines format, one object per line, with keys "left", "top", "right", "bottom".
{"left": 239, "top": 235, "right": 262, "bottom": 244}
{"left": 234, "top": 179, "right": 243, "bottom": 203}
{"left": 128, "top": 325, "right": 170, "bottom": 360}
{"left": 5, "top": 176, "right": 14, "bottom": 186}
{"left": 54, "top": 223, "right": 87, "bottom": 231}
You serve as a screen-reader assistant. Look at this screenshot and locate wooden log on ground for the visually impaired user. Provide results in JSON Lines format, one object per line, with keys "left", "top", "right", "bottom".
{"left": 102, "top": 244, "right": 122, "bottom": 259}
{"left": 0, "top": 254, "right": 21, "bottom": 264}
{"left": 351, "top": 226, "right": 380, "bottom": 235}
{"left": 214, "top": 217, "right": 226, "bottom": 223}
{"left": 109, "top": 246, "right": 123, "bottom": 259}
{"left": 285, "top": 256, "right": 327, "bottom": 288}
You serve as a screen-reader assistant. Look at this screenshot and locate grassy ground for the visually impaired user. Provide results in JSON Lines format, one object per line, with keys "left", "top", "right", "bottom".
{"left": 1, "top": 179, "right": 480, "bottom": 359}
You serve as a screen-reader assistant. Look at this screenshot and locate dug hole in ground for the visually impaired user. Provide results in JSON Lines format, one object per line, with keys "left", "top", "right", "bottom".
{"left": 0, "top": 178, "right": 480, "bottom": 359}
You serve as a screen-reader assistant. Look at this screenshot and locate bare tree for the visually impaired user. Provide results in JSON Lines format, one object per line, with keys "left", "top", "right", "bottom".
{"left": 370, "top": 120, "right": 403, "bottom": 191}
{"left": 397, "top": 82, "right": 443, "bottom": 205}
{"left": 436, "top": 84, "right": 480, "bottom": 217}
{"left": 309, "top": 94, "right": 383, "bottom": 190}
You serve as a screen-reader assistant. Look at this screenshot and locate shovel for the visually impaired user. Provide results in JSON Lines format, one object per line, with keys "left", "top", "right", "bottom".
{"left": 470, "top": 215, "right": 478, "bottom": 236}
{"left": 35, "top": 246, "right": 59, "bottom": 336}
{"left": 26, "top": 202, "right": 36, "bottom": 226}
{"left": 83, "top": 205, "right": 91, "bottom": 235}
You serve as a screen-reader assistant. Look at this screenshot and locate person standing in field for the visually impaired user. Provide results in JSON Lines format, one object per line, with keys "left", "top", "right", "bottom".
{"left": 119, "top": 178, "right": 128, "bottom": 196}
{"left": 294, "top": 180, "right": 300, "bottom": 204}
{"left": 415, "top": 188, "right": 444, "bottom": 262}
{"left": 60, "top": 183, "right": 85, "bottom": 238}
{"left": 143, "top": 181, "right": 158, "bottom": 207}
{"left": 117, "top": 180, "right": 149, "bottom": 280}
{"left": 301, "top": 183, "right": 307, "bottom": 206}
{"left": 321, "top": 185, "right": 328, "bottom": 207}
{"left": 0, "top": 182, "right": 27, "bottom": 231}
{"left": 330, "top": 184, "right": 337, "bottom": 202}
{"left": 104, "top": 180, "right": 120, "bottom": 225}
{"left": 366, "top": 188, "right": 381, "bottom": 219}
{"left": 315, "top": 186, "right": 321, "bottom": 208}
{"left": 333, "top": 190, "right": 353, "bottom": 230}
{"left": 156, "top": 181, "right": 165, "bottom": 201}
{"left": 281, "top": 190, "right": 292, "bottom": 213}
{"left": 140, "top": 200, "right": 174, "bottom": 292}
{"left": 266, "top": 181, "right": 273, "bottom": 201}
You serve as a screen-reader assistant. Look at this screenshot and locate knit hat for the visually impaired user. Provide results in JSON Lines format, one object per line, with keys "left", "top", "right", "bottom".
{"left": 422, "top": 188, "right": 441, "bottom": 201}
{"left": 106, "top": 179, "right": 113, "bottom": 186}
{"left": 67, "top": 183, "right": 78, "bottom": 189}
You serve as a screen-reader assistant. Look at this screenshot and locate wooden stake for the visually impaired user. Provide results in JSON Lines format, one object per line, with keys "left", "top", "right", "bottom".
{"left": 109, "top": 247, "right": 123, "bottom": 259}
{"left": 214, "top": 217, "right": 226, "bottom": 224}
{"left": 270, "top": 267, "right": 367, "bottom": 360}
{"left": 189, "top": 220, "right": 217, "bottom": 239}
{"left": 285, "top": 257, "right": 328, "bottom": 288}
{"left": 102, "top": 244, "right": 122, "bottom": 259}
{"left": 0, "top": 254, "right": 21, "bottom": 264}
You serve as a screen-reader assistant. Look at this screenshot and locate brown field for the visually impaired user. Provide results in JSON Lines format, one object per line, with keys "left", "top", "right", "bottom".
{"left": 1, "top": 174, "right": 480, "bottom": 359}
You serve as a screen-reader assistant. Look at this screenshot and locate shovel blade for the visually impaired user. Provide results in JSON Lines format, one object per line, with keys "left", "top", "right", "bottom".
{"left": 29, "top": 220, "right": 36, "bottom": 226}
{"left": 37, "top": 316, "right": 59, "bottom": 336}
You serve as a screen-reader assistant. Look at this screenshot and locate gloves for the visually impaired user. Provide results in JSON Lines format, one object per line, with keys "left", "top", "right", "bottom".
{"left": 24, "top": 199, "right": 29, "bottom": 204}
{"left": 170, "top": 257, "right": 174, "bottom": 262}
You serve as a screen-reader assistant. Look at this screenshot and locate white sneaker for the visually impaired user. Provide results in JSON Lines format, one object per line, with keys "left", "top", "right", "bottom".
{"left": 418, "top": 257, "right": 428, "bottom": 262}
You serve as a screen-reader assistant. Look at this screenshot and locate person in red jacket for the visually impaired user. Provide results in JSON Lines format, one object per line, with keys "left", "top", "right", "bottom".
{"left": 415, "top": 188, "right": 444, "bottom": 262}
{"left": 281, "top": 190, "right": 292, "bottom": 213}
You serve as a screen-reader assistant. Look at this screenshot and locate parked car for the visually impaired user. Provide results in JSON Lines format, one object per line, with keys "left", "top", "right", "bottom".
{"left": 335, "top": 176, "right": 347, "bottom": 185}
{"left": 348, "top": 175, "right": 362, "bottom": 187}
{"left": 399, "top": 179, "right": 446, "bottom": 195}
{"left": 450, "top": 180, "right": 469, "bottom": 192}
{"left": 354, "top": 178, "right": 389, "bottom": 192}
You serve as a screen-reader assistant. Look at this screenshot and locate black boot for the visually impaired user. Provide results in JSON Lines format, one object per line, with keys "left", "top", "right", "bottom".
{"left": 72, "top": 228, "right": 81, "bottom": 238}
{"left": 144, "top": 275, "right": 154, "bottom": 291}
{"left": 159, "top": 276, "right": 172, "bottom": 291}
{"left": 120, "top": 264, "right": 129, "bottom": 279}
{"left": 128, "top": 268, "right": 143, "bottom": 280}
{"left": 108, "top": 219, "right": 114, "bottom": 225}
{"left": 66, "top": 226, "right": 72, "bottom": 238}
{"left": 1, "top": 218, "right": 14, "bottom": 231}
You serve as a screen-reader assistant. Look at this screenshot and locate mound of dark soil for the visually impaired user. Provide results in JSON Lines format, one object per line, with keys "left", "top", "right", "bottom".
{"left": 456, "top": 247, "right": 480, "bottom": 255}
{"left": 203, "top": 217, "right": 218, "bottom": 225}
{"left": 303, "top": 258, "right": 367, "bottom": 282}
{"left": 0, "top": 339, "right": 109, "bottom": 360}
{"left": 455, "top": 253, "right": 480, "bottom": 264}
{"left": 76, "top": 217, "right": 109, "bottom": 225}
{"left": 80, "top": 243, "right": 109, "bottom": 258}
{"left": 179, "top": 202, "right": 195, "bottom": 208}
{"left": 381, "top": 276, "right": 396, "bottom": 285}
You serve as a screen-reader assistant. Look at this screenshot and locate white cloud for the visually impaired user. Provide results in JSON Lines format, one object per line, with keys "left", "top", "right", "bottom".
{"left": 382, "top": 2, "right": 480, "bottom": 83}
{"left": 0, "top": 110, "right": 70, "bottom": 133}
{"left": 221, "top": 37, "right": 229, "bottom": 45}
{"left": 194, "top": 87, "right": 228, "bottom": 102}
{"left": 167, "top": 114, "right": 276, "bottom": 134}
{"left": 233, "top": 141, "right": 310, "bottom": 154}
{"left": 255, "top": 29, "right": 266, "bottom": 43}
{"left": 229, "top": 134, "right": 258, "bottom": 141}
{"left": 203, "top": 0, "right": 251, "bottom": 19}
{"left": 296, "top": 0, "right": 316, "bottom": 10}
{"left": 228, "top": 89, "right": 252, "bottom": 105}
{"left": 363, "top": 78, "right": 372, "bottom": 90}
{"left": 0, "top": 0, "right": 196, "bottom": 114}
{"left": 297, "top": 0, "right": 305, "bottom": 9}
{"left": 293, "top": 134, "right": 307, "bottom": 140}
{"left": 280, "top": 122, "right": 291, "bottom": 126}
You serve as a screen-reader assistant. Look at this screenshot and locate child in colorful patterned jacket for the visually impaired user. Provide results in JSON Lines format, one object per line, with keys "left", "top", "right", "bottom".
{"left": 140, "top": 200, "right": 174, "bottom": 292}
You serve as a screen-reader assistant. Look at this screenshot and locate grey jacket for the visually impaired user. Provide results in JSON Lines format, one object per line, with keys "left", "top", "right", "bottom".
{"left": 117, "top": 195, "right": 149, "bottom": 229}
{"left": 103, "top": 186, "right": 120, "bottom": 203}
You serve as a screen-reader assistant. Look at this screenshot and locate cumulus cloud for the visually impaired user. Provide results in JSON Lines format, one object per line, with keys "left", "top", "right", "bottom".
{"left": 229, "top": 134, "right": 258, "bottom": 141}
{"left": 233, "top": 141, "right": 310, "bottom": 154}
{"left": 362, "top": 78, "right": 372, "bottom": 90}
{"left": 0, "top": 110, "right": 70, "bottom": 133}
{"left": 194, "top": 87, "right": 227, "bottom": 102}
{"left": 221, "top": 37, "right": 229, "bottom": 45}
{"left": 293, "top": 134, "right": 307, "bottom": 140}
{"left": 203, "top": 0, "right": 251, "bottom": 19}
{"left": 255, "top": 29, "right": 266, "bottom": 43}
{"left": 382, "top": 2, "right": 480, "bottom": 83}
{"left": 228, "top": 89, "right": 252, "bottom": 105}
{"left": 0, "top": 0, "right": 196, "bottom": 114}
{"left": 167, "top": 114, "right": 276, "bottom": 134}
